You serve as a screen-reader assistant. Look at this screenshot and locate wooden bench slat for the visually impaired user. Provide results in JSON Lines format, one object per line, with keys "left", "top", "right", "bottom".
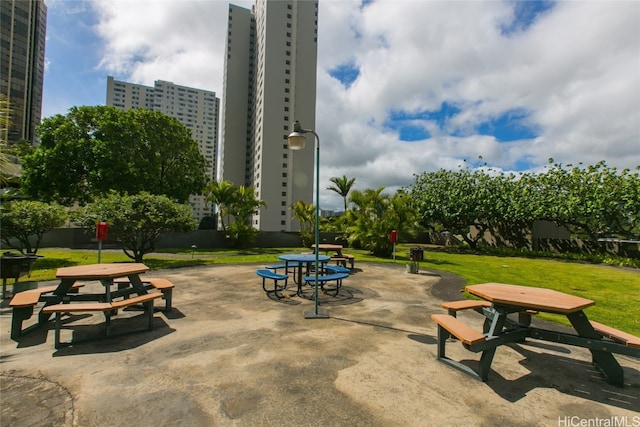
{"left": 590, "top": 321, "right": 640, "bottom": 348}
{"left": 43, "top": 302, "right": 112, "bottom": 313}
{"left": 441, "top": 300, "right": 491, "bottom": 311}
{"left": 9, "top": 290, "right": 47, "bottom": 307}
{"left": 110, "top": 293, "right": 162, "bottom": 309}
{"left": 144, "top": 278, "right": 175, "bottom": 290}
{"left": 9, "top": 283, "right": 85, "bottom": 308}
{"left": 431, "top": 314, "right": 486, "bottom": 346}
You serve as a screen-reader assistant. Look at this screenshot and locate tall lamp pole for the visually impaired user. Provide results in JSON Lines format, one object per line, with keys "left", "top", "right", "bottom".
{"left": 288, "top": 120, "right": 328, "bottom": 319}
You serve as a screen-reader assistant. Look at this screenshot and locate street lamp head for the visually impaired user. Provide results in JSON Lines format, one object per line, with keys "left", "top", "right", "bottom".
{"left": 288, "top": 120, "right": 306, "bottom": 150}
{"left": 288, "top": 131, "right": 306, "bottom": 150}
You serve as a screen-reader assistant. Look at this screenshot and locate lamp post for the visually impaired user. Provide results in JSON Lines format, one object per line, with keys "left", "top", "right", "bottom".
{"left": 288, "top": 120, "right": 328, "bottom": 319}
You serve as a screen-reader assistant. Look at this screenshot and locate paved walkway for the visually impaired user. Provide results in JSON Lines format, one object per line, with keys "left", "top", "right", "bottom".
{"left": 1, "top": 263, "right": 639, "bottom": 426}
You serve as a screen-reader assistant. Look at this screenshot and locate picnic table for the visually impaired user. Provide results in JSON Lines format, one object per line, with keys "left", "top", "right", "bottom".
{"left": 432, "top": 282, "right": 640, "bottom": 387}
{"left": 311, "top": 244, "right": 343, "bottom": 255}
{"left": 311, "top": 244, "right": 355, "bottom": 269}
{"left": 9, "top": 263, "right": 150, "bottom": 340}
{"left": 278, "top": 254, "right": 330, "bottom": 296}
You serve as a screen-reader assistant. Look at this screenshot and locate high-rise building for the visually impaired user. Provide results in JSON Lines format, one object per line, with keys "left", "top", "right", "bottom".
{"left": 106, "top": 76, "right": 220, "bottom": 221}
{"left": 220, "top": 0, "right": 318, "bottom": 232}
{"left": 1, "top": 0, "right": 47, "bottom": 145}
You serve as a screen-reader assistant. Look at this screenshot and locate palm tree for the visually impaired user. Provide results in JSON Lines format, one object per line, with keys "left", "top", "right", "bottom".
{"left": 327, "top": 175, "right": 355, "bottom": 213}
{"left": 291, "top": 200, "right": 315, "bottom": 246}
{"left": 230, "top": 185, "right": 266, "bottom": 224}
{"left": 204, "top": 180, "right": 237, "bottom": 232}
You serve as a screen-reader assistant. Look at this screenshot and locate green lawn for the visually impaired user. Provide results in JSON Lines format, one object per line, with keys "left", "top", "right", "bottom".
{"left": 19, "top": 246, "right": 640, "bottom": 336}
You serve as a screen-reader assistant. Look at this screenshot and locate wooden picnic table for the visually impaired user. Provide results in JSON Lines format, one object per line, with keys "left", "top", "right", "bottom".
{"left": 432, "top": 282, "right": 640, "bottom": 387}
{"left": 311, "top": 244, "right": 343, "bottom": 255}
{"left": 10, "top": 263, "right": 149, "bottom": 339}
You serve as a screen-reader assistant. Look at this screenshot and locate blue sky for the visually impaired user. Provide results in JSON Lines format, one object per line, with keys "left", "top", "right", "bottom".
{"left": 42, "top": 0, "right": 640, "bottom": 210}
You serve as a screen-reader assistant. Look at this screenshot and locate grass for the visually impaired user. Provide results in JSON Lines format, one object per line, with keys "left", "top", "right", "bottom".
{"left": 17, "top": 245, "right": 640, "bottom": 336}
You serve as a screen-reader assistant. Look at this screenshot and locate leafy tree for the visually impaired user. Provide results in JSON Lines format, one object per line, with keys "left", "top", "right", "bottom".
{"left": 525, "top": 161, "right": 640, "bottom": 242}
{"left": 204, "top": 180, "right": 238, "bottom": 233}
{"left": 72, "top": 192, "right": 197, "bottom": 262}
{"left": 0, "top": 94, "right": 11, "bottom": 145}
{"left": 291, "top": 200, "right": 315, "bottom": 246}
{"left": 409, "top": 168, "right": 495, "bottom": 249}
{"left": 0, "top": 200, "right": 67, "bottom": 254}
{"left": 204, "top": 181, "right": 265, "bottom": 248}
{"left": 22, "top": 106, "right": 208, "bottom": 205}
{"left": 327, "top": 175, "right": 355, "bottom": 213}
{"left": 225, "top": 186, "right": 266, "bottom": 248}
{"left": 344, "top": 187, "right": 416, "bottom": 257}
{"left": 409, "top": 161, "right": 640, "bottom": 251}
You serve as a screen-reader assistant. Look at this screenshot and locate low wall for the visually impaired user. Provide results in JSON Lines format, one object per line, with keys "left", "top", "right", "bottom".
{"left": 2, "top": 228, "right": 341, "bottom": 250}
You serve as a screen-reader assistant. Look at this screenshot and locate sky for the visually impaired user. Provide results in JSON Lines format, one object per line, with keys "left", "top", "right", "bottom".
{"left": 42, "top": 0, "right": 640, "bottom": 211}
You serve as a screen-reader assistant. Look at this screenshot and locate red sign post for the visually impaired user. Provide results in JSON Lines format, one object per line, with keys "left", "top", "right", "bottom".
{"left": 96, "top": 222, "right": 109, "bottom": 241}
{"left": 96, "top": 222, "right": 108, "bottom": 263}
{"left": 390, "top": 229, "right": 398, "bottom": 261}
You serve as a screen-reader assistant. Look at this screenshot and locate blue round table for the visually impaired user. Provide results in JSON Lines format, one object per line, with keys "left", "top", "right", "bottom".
{"left": 278, "top": 254, "right": 330, "bottom": 296}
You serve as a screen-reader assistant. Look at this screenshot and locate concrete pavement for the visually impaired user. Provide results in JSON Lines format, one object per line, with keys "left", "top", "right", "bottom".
{"left": 1, "top": 262, "right": 639, "bottom": 426}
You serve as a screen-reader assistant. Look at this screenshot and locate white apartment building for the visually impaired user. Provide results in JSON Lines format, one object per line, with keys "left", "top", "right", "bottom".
{"left": 220, "top": 0, "right": 318, "bottom": 231}
{"left": 106, "top": 76, "right": 220, "bottom": 222}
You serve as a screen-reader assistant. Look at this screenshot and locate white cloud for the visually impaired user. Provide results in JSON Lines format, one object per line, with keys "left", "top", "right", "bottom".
{"left": 44, "top": 0, "right": 639, "bottom": 211}
{"left": 91, "top": 0, "right": 252, "bottom": 92}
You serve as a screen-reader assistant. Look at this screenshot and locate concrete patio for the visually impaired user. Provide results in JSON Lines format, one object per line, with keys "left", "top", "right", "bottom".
{"left": 1, "top": 262, "right": 639, "bottom": 426}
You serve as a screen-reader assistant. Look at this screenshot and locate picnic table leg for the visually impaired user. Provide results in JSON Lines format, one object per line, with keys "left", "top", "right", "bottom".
{"left": 475, "top": 308, "right": 511, "bottom": 381}
{"left": 127, "top": 274, "right": 148, "bottom": 295}
{"left": 567, "top": 311, "right": 624, "bottom": 386}
{"left": 11, "top": 306, "right": 34, "bottom": 339}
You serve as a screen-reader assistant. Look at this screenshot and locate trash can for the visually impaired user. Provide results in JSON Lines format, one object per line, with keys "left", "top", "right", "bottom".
{"left": 1, "top": 252, "right": 38, "bottom": 297}
{"left": 407, "top": 247, "right": 423, "bottom": 274}
{"left": 409, "top": 247, "right": 424, "bottom": 262}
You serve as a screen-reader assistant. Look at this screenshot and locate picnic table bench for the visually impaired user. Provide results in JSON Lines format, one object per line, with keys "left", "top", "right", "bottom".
{"left": 330, "top": 253, "right": 355, "bottom": 269}
{"left": 303, "top": 272, "right": 348, "bottom": 296}
{"left": 114, "top": 277, "right": 176, "bottom": 312}
{"left": 42, "top": 292, "right": 162, "bottom": 349}
{"left": 9, "top": 283, "right": 84, "bottom": 339}
{"left": 257, "top": 269, "right": 288, "bottom": 298}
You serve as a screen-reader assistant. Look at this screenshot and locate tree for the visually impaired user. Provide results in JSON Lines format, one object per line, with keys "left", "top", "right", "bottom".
{"left": 22, "top": 106, "right": 209, "bottom": 205}
{"left": 526, "top": 161, "right": 640, "bottom": 242}
{"left": 408, "top": 161, "right": 640, "bottom": 251}
{"left": 344, "top": 187, "right": 416, "bottom": 257}
{"left": 409, "top": 168, "right": 495, "bottom": 249}
{"left": 204, "top": 180, "right": 238, "bottom": 233}
{"left": 0, "top": 94, "right": 11, "bottom": 145}
{"left": 72, "top": 192, "right": 197, "bottom": 262}
{"left": 0, "top": 200, "right": 67, "bottom": 254}
{"left": 327, "top": 175, "right": 356, "bottom": 213}
{"left": 225, "top": 186, "right": 266, "bottom": 248}
{"left": 291, "top": 200, "right": 315, "bottom": 246}
{"left": 204, "top": 181, "right": 265, "bottom": 248}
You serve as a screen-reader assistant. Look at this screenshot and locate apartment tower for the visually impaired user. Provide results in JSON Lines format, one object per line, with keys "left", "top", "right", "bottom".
{"left": 1, "top": 0, "right": 47, "bottom": 144}
{"left": 106, "top": 77, "right": 220, "bottom": 221}
{"left": 220, "top": 0, "right": 318, "bottom": 231}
